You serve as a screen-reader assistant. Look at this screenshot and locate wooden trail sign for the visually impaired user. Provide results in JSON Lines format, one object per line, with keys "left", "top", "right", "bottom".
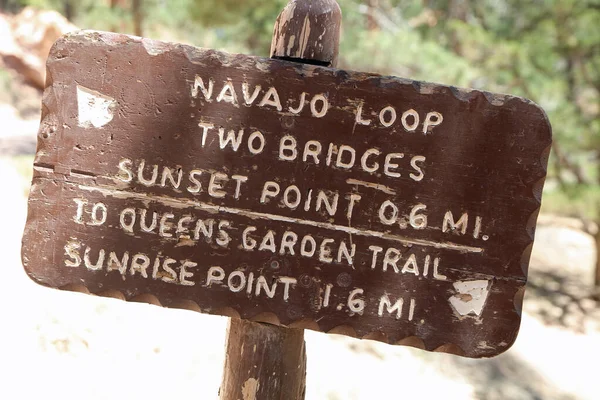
{"left": 22, "top": 30, "right": 551, "bottom": 358}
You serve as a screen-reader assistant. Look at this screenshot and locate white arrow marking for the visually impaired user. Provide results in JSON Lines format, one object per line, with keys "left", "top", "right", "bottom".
{"left": 77, "top": 85, "right": 116, "bottom": 129}
{"left": 449, "top": 280, "right": 490, "bottom": 317}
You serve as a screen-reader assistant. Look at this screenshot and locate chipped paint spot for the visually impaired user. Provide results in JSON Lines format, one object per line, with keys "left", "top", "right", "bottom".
{"left": 297, "top": 14, "right": 312, "bottom": 58}
{"left": 287, "top": 34, "right": 296, "bottom": 54}
{"left": 242, "top": 378, "right": 259, "bottom": 400}
{"left": 449, "top": 280, "right": 490, "bottom": 316}
{"left": 175, "top": 238, "right": 196, "bottom": 247}
{"left": 483, "top": 92, "right": 506, "bottom": 106}
{"left": 450, "top": 87, "right": 475, "bottom": 102}
{"left": 477, "top": 341, "right": 496, "bottom": 350}
{"left": 417, "top": 82, "right": 437, "bottom": 94}
{"left": 77, "top": 85, "right": 116, "bottom": 129}
{"left": 142, "top": 38, "right": 169, "bottom": 56}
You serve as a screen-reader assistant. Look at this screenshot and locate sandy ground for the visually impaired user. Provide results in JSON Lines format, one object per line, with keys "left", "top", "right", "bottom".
{"left": 0, "top": 89, "right": 599, "bottom": 400}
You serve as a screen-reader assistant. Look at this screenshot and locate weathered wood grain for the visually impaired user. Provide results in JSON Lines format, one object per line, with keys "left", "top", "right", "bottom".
{"left": 220, "top": 319, "right": 306, "bottom": 400}
{"left": 271, "top": 0, "right": 342, "bottom": 67}
{"left": 21, "top": 30, "right": 551, "bottom": 358}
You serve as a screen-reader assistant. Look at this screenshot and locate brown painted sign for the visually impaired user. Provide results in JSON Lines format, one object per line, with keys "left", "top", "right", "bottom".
{"left": 22, "top": 31, "right": 551, "bottom": 358}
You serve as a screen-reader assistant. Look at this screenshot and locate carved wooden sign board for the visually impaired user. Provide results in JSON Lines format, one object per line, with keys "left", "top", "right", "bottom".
{"left": 22, "top": 31, "right": 551, "bottom": 358}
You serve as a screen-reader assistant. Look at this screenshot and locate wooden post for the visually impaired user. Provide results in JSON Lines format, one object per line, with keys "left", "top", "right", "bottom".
{"left": 220, "top": 319, "right": 307, "bottom": 399}
{"left": 271, "top": 0, "right": 342, "bottom": 68}
{"left": 132, "top": 0, "right": 143, "bottom": 37}
{"left": 219, "top": 1, "right": 341, "bottom": 399}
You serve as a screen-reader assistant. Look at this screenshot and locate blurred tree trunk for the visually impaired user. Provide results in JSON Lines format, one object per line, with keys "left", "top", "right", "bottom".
{"left": 551, "top": 147, "right": 567, "bottom": 191}
{"left": 448, "top": 0, "right": 468, "bottom": 21}
{"left": 110, "top": 0, "right": 129, "bottom": 33}
{"left": 595, "top": 225, "right": 600, "bottom": 299}
{"left": 552, "top": 142, "right": 587, "bottom": 186}
{"left": 110, "top": 0, "right": 121, "bottom": 32}
{"left": 366, "top": 0, "right": 379, "bottom": 31}
{"left": 132, "top": 0, "right": 143, "bottom": 37}
{"left": 448, "top": 0, "right": 468, "bottom": 55}
{"left": 63, "top": 0, "right": 74, "bottom": 21}
{"left": 596, "top": 164, "right": 600, "bottom": 300}
{"left": 0, "top": 0, "right": 21, "bottom": 12}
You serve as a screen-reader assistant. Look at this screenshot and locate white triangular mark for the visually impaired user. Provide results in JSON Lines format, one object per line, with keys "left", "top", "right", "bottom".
{"left": 449, "top": 280, "right": 490, "bottom": 317}
{"left": 77, "top": 85, "right": 116, "bottom": 129}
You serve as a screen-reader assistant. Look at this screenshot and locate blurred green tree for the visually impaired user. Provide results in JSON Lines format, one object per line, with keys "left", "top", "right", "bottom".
{"left": 187, "top": 0, "right": 286, "bottom": 54}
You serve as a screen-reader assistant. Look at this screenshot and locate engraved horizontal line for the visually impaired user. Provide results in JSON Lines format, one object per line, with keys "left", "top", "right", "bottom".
{"left": 33, "top": 164, "right": 55, "bottom": 173}
{"left": 77, "top": 184, "right": 484, "bottom": 254}
{"left": 35, "top": 164, "right": 98, "bottom": 179}
{"left": 346, "top": 178, "right": 396, "bottom": 195}
{"left": 71, "top": 169, "right": 97, "bottom": 178}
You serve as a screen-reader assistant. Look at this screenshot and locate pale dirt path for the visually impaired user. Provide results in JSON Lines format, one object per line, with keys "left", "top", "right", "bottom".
{"left": 0, "top": 157, "right": 229, "bottom": 399}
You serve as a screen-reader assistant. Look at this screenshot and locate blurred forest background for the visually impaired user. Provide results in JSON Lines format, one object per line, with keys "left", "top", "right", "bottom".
{"left": 2, "top": 0, "right": 599, "bottom": 292}
{"left": 0, "top": 1, "right": 599, "bottom": 399}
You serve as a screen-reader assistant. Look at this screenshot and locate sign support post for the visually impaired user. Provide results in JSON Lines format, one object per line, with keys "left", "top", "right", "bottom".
{"left": 219, "top": 2, "right": 342, "bottom": 399}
